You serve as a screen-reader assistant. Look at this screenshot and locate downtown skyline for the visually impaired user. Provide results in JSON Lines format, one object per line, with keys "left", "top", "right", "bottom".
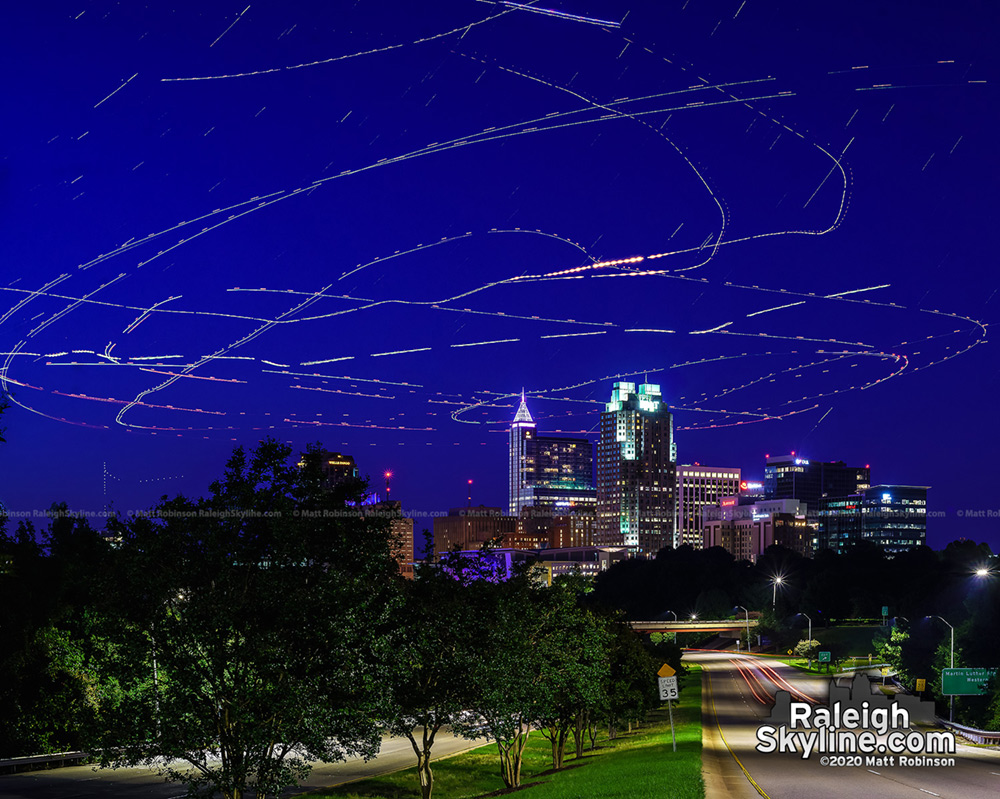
{"left": 1, "top": 1, "right": 997, "bottom": 551}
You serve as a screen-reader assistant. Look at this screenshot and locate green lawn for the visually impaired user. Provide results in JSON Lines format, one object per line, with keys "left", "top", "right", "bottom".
{"left": 307, "top": 669, "right": 704, "bottom": 799}
{"left": 813, "top": 625, "right": 882, "bottom": 657}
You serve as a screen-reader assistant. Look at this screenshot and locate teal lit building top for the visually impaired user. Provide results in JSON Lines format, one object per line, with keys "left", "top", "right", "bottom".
{"left": 596, "top": 381, "right": 677, "bottom": 556}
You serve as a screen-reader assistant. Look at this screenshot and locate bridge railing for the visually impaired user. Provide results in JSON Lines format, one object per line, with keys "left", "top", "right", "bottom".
{"left": 939, "top": 719, "right": 1000, "bottom": 745}
{"left": 0, "top": 751, "right": 90, "bottom": 774}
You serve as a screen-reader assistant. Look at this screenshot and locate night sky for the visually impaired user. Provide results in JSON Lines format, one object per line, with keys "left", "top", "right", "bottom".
{"left": 2, "top": 1, "right": 998, "bottom": 551}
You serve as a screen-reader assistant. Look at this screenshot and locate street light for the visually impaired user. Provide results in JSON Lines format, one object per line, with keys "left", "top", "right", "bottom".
{"left": 771, "top": 576, "right": 784, "bottom": 609}
{"left": 926, "top": 615, "right": 955, "bottom": 722}
{"left": 737, "top": 605, "right": 751, "bottom": 653}
{"left": 664, "top": 610, "right": 678, "bottom": 644}
{"left": 796, "top": 612, "right": 812, "bottom": 644}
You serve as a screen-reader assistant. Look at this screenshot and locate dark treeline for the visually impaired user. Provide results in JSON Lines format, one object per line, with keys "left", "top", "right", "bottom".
{"left": 0, "top": 440, "right": 672, "bottom": 799}
{"left": 591, "top": 541, "right": 996, "bottom": 622}
{"left": 590, "top": 540, "right": 1000, "bottom": 727}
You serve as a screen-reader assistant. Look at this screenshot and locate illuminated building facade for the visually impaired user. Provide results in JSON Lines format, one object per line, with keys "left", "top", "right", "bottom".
{"left": 703, "top": 497, "right": 809, "bottom": 561}
{"left": 674, "top": 465, "right": 742, "bottom": 548}
{"left": 764, "top": 454, "right": 870, "bottom": 511}
{"left": 433, "top": 506, "right": 517, "bottom": 556}
{"left": 297, "top": 450, "right": 361, "bottom": 491}
{"left": 595, "top": 381, "right": 677, "bottom": 556}
{"left": 367, "top": 500, "right": 415, "bottom": 579}
{"left": 508, "top": 393, "right": 595, "bottom": 516}
{"left": 817, "top": 485, "right": 928, "bottom": 555}
{"left": 549, "top": 509, "right": 597, "bottom": 549}
{"left": 451, "top": 546, "right": 627, "bottom": 583}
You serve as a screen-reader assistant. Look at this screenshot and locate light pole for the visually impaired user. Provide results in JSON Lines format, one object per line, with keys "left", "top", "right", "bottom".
{"left": 664, "top": 610, "right": 677, "bottom": 643}
{"left": 737, "top": 605, "right": 751, "bottom": 653}
{"left": 926, "top": 615, "right": 955, "bottom": 722}
{"left": 797, "top": 612, "right": 812, "bottom": 644}
{"left": 771, "top": 576, "right": 784, "bottom": 609}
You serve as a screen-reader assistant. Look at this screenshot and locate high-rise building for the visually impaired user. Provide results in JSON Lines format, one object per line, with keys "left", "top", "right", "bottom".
{"left": 433, "top": 506, "right": 517, "bottom": 556}
{"left": 674, "top": 465, "right": 742, "bottom": 548}
{"left": 297, "top": 450, "right": 361, "bottom": 491}
{"left": 508, "top": 393, "right": 595, "bottom": 516}
{"left": 764, "top": 454, "right": 869, "bottom": 551}
{"left": 595, "top": 381, "right": 677, "bottom": 556}
{"left": 764, "top": 454, "right": 870, "bottom": 510}
{"left": 549, "top": 509, "right": 597, "bottom": 549}
{"left": 367, "top": 500, "right": 415, "bottom": 579}
{"left": 817, "top": 485, "right": 929, "bottom": 555}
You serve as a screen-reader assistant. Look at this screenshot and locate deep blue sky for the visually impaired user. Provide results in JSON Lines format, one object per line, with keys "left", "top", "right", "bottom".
{"left": 2, "top": 1, "right": 997, "bottom": 551}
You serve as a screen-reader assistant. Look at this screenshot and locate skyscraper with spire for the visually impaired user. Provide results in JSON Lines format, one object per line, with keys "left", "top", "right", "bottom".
{"left": 508, "top": 392, "right": 595, "bottom": 517}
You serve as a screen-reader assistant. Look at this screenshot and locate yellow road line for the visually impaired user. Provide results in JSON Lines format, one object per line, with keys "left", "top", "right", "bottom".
{"left": 705, "top": 666, "right": 772, "bottom": 798}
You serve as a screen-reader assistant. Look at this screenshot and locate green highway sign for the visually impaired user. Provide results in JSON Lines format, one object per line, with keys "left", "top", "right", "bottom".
{"left": 818, "top": 651, "right": 831, "bottom": 663}
{"left": 942, "top": 667, "right": 997, "bottom": 696}
{"left": 881, "top": 606, "right": 889, "bottom": 617}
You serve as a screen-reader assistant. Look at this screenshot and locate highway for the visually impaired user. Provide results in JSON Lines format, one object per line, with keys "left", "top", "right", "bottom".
{"left": 692, "top": 650, "right": 1000, "bottom": 799}
{"left": 0, "top": 732, "right": 486, "bottom": 799}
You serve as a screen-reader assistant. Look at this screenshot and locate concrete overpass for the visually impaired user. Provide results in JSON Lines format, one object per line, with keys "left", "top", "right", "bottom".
{"left": 629, "top": 618, "right": 759, "bottom": 635}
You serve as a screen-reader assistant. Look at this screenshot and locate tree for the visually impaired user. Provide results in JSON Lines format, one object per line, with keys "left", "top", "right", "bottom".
{"left": 874, "top": 627, "right": 909, "bottom": 685}
{"left": 0, "top": 510, "right": 111, "bottom": 757}
{"left": 793, "top": 638, "right": 821, "bottom": 667}
{"left": 601, "top": 618, "right": 659, "bottom": 740}
{"left": 88, "top": 440, "right": 402, "bottom": 799}
{"left": 533, "top": 575, "right": 610, "bottom": 770}
{"left": 460, "top": 567, "right": 548, "bottom": 789}
{"left": 381, "top": 552, "right": 479, "bottom": 799}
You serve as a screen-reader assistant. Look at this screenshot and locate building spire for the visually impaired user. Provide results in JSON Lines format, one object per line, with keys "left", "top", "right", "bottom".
{"left": 513, "top": 389, "right": 534, "bottom": 424}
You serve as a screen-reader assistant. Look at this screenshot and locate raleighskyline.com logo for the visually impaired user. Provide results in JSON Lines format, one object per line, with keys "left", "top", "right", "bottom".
{"left": 756, "top": 674, "right": 956, "bottom": 764}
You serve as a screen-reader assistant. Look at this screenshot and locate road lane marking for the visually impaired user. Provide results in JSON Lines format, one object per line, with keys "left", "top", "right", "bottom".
{"left": 867, "top": 769, "right": 881, "bottom": 775}
{"left": 705, "top": 666, "right": 772, "bottom": 798}
{"left": 919, "top": 791, "right": 940, "bottom": 796}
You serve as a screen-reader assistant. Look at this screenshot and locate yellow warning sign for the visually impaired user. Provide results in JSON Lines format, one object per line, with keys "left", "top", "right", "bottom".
{"left": 916, "top": 678, "right": 926, "bottom": 692}
{"left": 657, "top": 663, "right": 676, "bottom": 678}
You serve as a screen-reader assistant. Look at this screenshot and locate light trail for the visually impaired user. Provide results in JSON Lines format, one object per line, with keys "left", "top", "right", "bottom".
{"left": 93, "top": 73, "right": 138, "bottom": 108}
{"left": 500, "top": 2, "right": 622, "bottom": 28}
{"left": 210, "top": 4, "right": 251, "bottom": 48}
{"left": 0, "top": 9, "right": 986, "bottom": 441}
{"left": 161, "top": 7, "right": 513, "bottom": 81}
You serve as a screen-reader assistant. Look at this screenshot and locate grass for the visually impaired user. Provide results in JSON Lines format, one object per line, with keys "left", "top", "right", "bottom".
{"left": 770, "top": 626, "right": 886, "bottom": 674}
{"left": 811, "top": 625, "right": 883, "bottom": 656}
{"left": 306, "top": 669, "right": 704, "bottom": 799}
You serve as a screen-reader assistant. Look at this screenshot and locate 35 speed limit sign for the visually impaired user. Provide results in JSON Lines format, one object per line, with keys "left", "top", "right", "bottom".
{"left": 658, "top": 676, "right": 678, "bottom": 700}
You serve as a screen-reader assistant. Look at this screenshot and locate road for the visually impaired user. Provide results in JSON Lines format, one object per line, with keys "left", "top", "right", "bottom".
{"left": 0, "top": 733, "right": 487, "bottom": 799}
{"left": 692, "top": 650, "right": 1000, "bottom": 799}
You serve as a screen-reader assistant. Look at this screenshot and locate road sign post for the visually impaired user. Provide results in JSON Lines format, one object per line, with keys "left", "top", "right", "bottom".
{"left": 657, "top": 664, "right": 678, "bottom": 752}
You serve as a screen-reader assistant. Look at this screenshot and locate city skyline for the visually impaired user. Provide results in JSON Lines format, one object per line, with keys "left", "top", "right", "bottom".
{"left": 2, "top": 2, "right": 997, "bottom": 552}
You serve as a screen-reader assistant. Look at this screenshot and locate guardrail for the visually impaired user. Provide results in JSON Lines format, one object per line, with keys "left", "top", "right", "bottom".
{"left": 939, "top": 719, "right": 1000, "bottom": 745}
{"left": 0, "top": 751, "right": 90, "bottom": 774}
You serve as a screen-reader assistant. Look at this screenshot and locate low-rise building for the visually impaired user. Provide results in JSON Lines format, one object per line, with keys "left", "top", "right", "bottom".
{"left": 703, "top": 497, "right": 810, "bottom": 561}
